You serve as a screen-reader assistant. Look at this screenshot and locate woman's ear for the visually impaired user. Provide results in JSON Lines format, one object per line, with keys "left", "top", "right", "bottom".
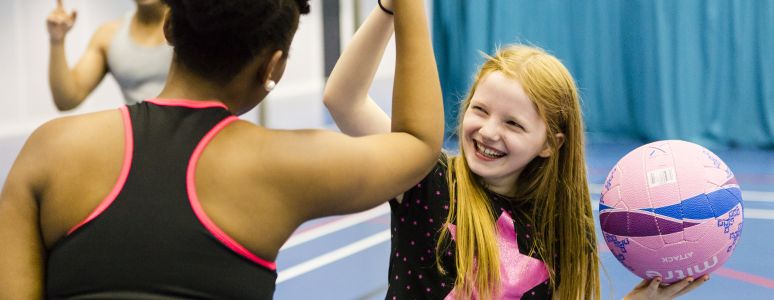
{"left": 538, "top": 133, "right": 565, "bottom": 158}
{"left": 163, "top": 11, "right": 174, "bottom": 46}
{"left": 259, "top": 50, "right": 284, "bottom": 92}
{"left": 263, "top": 50, "right": 285, "bottom": 84}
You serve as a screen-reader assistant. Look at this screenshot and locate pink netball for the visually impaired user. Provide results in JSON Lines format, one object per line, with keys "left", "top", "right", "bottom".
{"left": 599, "top": 140, "right": 743, "bottom": 283}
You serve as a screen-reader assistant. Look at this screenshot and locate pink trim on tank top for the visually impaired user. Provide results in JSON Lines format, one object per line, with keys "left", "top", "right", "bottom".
{"left": 146, "top": 98, "right": 228, "bottom": 109}
{"left": 187, "top": 116, "right": 278, "bottom": 271}
{"left": 68, "top": 106, "right": 134, "bottom": 235}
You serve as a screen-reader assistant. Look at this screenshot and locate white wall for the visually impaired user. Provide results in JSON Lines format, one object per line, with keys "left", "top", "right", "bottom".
{"left": 0, "top": 0, "right": 435, "bottom": 134}
{"left": 253, "top": 0, "right": 327, "bottom": 129}
{"left": 260, "top": 0, "right": 405, "bottom": 131}
{"left": 0, "top": 0, "right": 334, "bottom": 137}
{"left": 0, "top": 0, "right": 326, "bottom": 184}
{"left": 0, "top": 0, "right": 134, "bottom": 138}
{"left": 0, "top": 0, "right": 434, "bottom": 181}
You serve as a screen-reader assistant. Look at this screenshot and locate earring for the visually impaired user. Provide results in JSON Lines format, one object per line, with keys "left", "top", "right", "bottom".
{"left": 264, "top": 80, "right": 276, "bottom": 92}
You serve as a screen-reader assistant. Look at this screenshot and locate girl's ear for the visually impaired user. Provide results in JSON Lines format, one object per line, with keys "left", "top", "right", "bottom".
{"left": 538, "top": 133, "right": 565, "bottom": 158}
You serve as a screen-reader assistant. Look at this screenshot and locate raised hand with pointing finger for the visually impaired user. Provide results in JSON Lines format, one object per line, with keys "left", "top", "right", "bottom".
{"left": 46, "top": 0, "right": 171, "bottom": 111}
{"left": 46, "top": 0, "right": 77, "bottom": 43}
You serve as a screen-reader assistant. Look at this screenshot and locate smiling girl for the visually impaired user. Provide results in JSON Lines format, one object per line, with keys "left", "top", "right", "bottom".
{"left": 323, "top": 1, "right": 707, "bottom": 299}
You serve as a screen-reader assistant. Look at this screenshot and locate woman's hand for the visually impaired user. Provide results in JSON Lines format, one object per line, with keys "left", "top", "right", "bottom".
{"left": 47, "top": 0, "right": 77, "bottom": 43}
{"left": 624, "top": 275, "right": 709, "bottom": 300}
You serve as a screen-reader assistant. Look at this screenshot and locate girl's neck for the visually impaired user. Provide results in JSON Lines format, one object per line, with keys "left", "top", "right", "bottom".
{"left": 483, "top": 184, "right": 517, "bottom": 198}
{"left": 480, "top": 175, "right": 520, "bottom": 198}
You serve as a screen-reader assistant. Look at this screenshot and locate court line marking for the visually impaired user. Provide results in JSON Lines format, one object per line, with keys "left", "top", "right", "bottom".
{"left": 277, "top": 230, "right": 391, "bottom": 284}
{"left": 742, "top": 208, "right": 774, "bottom": 220}
{"left": 599, "top": 244, "right": 774, "bottom": 289}
{"left": 280, "top": 187, "right": 773, "bottom": 252}
{"left": 589, "top": 184, "right": 774, "bottom": 203}
{"left": 278, "top": 208, "right": 773, "bottom": 285}
{"left": 280, "top": 203, "right": 390, "bottom": 251}
{"left": 276, "top": 187, "right": 773, "bottom": 284}
{"left": 714, "top": 267, "right": 774, "bottom": 289}
{"left": 285, "top": 183, "right": 771, "bottom": 251}
{"left": 733, "top": 190, "right": 774, "bottom": 203}
{"left": 591, "top": 200, "right": 774, "bottom": 220}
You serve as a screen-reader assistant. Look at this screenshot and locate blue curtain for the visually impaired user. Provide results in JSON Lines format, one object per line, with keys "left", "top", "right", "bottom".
{"left": 432, "top": 0, "right": 774, "bottom": 149}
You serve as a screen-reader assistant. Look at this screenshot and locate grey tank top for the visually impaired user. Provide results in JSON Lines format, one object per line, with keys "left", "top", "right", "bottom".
{"left": 107, "top": 11, "right": 173, "bottom": 105}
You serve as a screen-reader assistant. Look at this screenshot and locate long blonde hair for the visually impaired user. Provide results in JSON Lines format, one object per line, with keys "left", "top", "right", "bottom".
{"left": 436, "top": 45, "right": 600, "bottom": 299}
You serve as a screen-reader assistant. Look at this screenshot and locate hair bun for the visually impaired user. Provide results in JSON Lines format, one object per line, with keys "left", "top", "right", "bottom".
{"left": 181, "top": 0, "right": 249, "bottom": 33}
{"left": 162, "top": 0, "right": 309, "bottom": 84}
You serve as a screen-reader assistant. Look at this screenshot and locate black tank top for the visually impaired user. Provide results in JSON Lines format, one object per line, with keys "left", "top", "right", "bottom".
{"left": 46, "top": 99, "right": 277, "bottom": 299}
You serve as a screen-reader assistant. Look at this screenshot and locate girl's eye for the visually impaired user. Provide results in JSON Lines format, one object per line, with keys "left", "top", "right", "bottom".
{"left": 507, "top": 120, "right": 524, "bottom": 130}
{"left": 471, "top": 106, "right": 487, "bottom": 114}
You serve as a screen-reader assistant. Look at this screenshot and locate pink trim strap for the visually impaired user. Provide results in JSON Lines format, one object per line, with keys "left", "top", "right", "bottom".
{"left": 68, "top": 106, "right": 134, "bottom": 235}
{"left": 187, "top": 116, "right": 278, "bottom": 271}
{"left": 146, "top": 98, "right": 229, "bottom": 110}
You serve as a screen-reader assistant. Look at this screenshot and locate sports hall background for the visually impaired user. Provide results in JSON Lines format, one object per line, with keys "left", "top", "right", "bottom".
{"left": 0, "top": 1, "right": 771, "bottom": 299}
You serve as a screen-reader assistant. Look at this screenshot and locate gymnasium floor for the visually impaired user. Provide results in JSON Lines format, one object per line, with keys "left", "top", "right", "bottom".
{"left": 273, "top": 140, "right": 774, "bottom": 299}
{"left": 1, "top": 135, "right": 772, "bottom": 299}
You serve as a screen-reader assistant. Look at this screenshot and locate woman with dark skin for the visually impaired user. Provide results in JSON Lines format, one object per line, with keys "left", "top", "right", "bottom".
{"left": 0, "top": 0, "right": 442, "bottom": 298}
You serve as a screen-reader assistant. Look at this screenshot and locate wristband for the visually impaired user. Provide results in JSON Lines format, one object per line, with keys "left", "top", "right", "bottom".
{"left": 378, "top": 0, "right": 394, "bottom": 15}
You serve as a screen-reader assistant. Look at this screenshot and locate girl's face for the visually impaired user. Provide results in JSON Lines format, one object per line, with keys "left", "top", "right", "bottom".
{"left": 461, "top": 71, "right": 552, "bottom": 195}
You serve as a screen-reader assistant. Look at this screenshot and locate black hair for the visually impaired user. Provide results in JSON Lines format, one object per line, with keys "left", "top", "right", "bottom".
{"left": 162, "top": 0, "right": 311, "bottom": 83}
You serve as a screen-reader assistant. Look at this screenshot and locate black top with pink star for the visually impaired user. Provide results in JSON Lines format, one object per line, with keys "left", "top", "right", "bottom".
{"left": 386, "top": 158, "right": 553, "bottom": 299}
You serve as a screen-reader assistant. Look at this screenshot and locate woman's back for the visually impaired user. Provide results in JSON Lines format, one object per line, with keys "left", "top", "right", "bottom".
{"left": 0, "top": 0, "right": 443, "bottom": 298}
{"left": 43, "top": 100, "right": 276, "bottom": 298}
{"left": 35, "top": 101, "right": 296, "bottom": 257}
{"left": 37, "top": 96, "right": 440, "bottom": 297}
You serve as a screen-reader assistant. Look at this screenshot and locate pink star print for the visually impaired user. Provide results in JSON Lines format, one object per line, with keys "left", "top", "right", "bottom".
{"left": 444, "top": 211, "right": 549, "bottom": 299}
